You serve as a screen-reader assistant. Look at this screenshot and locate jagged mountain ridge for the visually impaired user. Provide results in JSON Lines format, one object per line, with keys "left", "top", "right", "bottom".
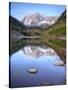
{"left": 21, "top": 13, "right": 59, "bottom": 27}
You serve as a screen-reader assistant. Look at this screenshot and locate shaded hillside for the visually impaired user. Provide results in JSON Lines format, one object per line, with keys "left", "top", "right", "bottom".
{"left": 46, "top": 10, "right": 66, "bottom": 36}
{"left": 57, "top": 10, "right": 66, "bottom": 22}
{"left": 9, "top": 16, "right": 26, "bottom": 32}
{"left": 9, "top": 16, "right": 26, "bottom": 43}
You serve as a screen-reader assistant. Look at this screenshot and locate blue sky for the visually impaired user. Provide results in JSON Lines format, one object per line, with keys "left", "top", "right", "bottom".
{"left": 10, "top": 2, "right": 66, "bottom": 21}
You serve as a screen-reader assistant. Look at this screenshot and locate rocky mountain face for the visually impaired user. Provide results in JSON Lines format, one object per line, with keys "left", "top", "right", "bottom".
{"left": 21, "top": 13, "right": 59, "bottom": 28}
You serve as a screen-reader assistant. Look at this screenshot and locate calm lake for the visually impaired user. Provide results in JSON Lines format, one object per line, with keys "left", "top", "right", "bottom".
{"left": 10, "top": 44, "right": 66, "bottom": 88}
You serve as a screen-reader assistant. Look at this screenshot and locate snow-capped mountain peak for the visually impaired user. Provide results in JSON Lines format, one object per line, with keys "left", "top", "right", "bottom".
{"left": 21, "top": 13, "right": 59, "bottom": 27}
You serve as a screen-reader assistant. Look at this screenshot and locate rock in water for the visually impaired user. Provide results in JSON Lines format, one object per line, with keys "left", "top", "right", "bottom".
{"left": 54, "top": 60, "right": 64, "bottom": 66}
{"left": 28, "top": 68, "right": 37, "bottom": 74}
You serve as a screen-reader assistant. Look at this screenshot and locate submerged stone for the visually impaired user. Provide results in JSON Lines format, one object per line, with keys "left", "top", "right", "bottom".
{"left": 41, "top": 82, "right": 52, "bottom": 86}
{"left": 28, "top": 68, "right": 37, "bottom": 74}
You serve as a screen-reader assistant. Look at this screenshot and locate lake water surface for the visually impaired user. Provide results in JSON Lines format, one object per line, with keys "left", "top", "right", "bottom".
{"left": 10, "top": 45, "right": 66, "bottom": 88}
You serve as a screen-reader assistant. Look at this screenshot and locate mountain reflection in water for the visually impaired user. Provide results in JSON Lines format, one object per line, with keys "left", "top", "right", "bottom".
{"left": 23, "top": 45, "right": 57, "bottom": 58}
{"left": 10, "top": 45, "right": 66, "bottom": 88}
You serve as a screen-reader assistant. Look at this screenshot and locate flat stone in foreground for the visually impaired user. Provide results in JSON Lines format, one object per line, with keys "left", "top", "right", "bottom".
{"left": 28, "top": 68, "right": 38, "bottom": 74}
